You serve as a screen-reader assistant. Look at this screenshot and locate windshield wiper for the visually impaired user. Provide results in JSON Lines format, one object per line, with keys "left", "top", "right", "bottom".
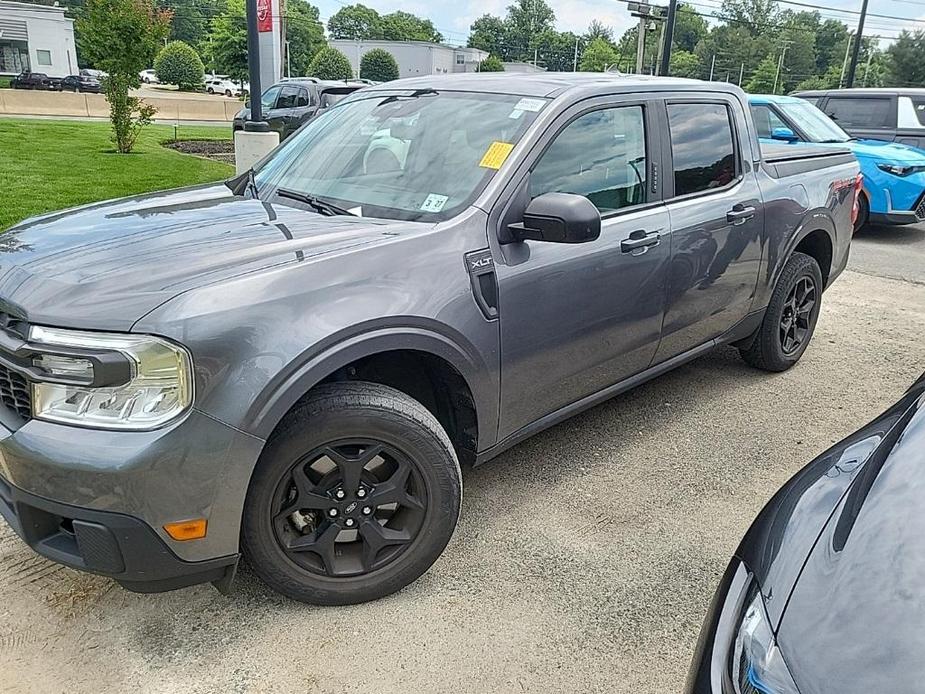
{"left": 276, "top": 188, "right": 356, "bottom": 216}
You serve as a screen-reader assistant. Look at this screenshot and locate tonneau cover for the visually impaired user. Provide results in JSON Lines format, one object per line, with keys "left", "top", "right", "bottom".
{"left": 761, "top": 141, "right": 853, "bottom": 163}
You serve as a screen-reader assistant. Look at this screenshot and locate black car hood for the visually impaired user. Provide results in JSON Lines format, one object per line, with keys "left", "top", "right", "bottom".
{"left": 775, "top": 380, "right": 925, "bottom": 694}
{"left": 0, "top": 184, "right": 411, "bottom": 330}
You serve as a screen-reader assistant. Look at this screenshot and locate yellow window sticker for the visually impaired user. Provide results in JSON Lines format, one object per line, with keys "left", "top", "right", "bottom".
{"left": 479, "top": 141, "right": 515, "bottom": 170}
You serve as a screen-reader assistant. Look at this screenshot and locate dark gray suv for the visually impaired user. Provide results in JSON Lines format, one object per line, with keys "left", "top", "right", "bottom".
{"left": 233, "top": 78, "right": 364, "bottom": 140}
{"left": 0, "top": 74, "right": 857, "bottom": 605}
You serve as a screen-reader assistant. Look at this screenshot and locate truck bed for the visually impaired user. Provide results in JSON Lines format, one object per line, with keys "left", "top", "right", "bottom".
{"left": 760, "top": 142, "right": 856, "bottom": 178}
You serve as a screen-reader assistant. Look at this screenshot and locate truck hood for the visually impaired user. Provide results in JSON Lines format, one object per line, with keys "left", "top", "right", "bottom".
{"left": 848, "top": 138, "right": 925, "bottom": 164}
{"left": 0, "top": 184, "right": 415, "bottom": 331}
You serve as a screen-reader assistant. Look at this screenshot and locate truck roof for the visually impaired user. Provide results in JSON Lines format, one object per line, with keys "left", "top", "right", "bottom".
{"left": 358, "top": 72, "right": 745, "bottom": 99}
{"left": 792, "top": 87, "right": 925, "bottom": 96}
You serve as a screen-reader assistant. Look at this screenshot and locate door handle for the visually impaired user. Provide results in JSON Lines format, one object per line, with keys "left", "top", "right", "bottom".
{"left": 621, "top": 230, "right": 660, "bottom": 254}
{"left": 726, "top": 205, "right": 756, "bottom": 225}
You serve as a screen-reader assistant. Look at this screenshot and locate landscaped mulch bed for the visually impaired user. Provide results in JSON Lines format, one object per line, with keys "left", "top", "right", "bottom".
{"left": 165, "top": 139, "right": 235, "bottom": 164}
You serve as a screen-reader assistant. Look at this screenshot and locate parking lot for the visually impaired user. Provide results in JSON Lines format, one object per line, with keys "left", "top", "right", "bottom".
{"left": 1, "top": 225, "right": 923, "bottom": 694}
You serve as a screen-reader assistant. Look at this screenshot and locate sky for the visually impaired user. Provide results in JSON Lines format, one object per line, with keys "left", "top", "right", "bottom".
{"left": 312, "top": 0, "right": 925, "bottom": 50}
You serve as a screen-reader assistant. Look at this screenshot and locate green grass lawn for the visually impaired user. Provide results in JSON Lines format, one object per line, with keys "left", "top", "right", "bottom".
{"left": 0, "top": 119, "right": 234, "bottom": 230}
{"left": 0, "top": 78, "right": 11, "bottom": 89}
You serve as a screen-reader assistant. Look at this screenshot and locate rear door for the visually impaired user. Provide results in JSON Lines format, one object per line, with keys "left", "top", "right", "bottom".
{"left": 654, "top": 96, "right": 763, "bottom": 363}
{"left": 822, "top": 94, "right": 896, "bottom": 141}
{"left": 494, "top": 96, "right": 671, "bottom": 438}
{"left": 270, "top": 84, "right": 302, "bottom": 138}
{"left": 895, "top": 94, "right": 925, "bottom": 149}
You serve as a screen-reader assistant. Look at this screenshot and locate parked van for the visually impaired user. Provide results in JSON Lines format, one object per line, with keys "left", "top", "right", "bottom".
{"left": 793, "top": 88, "right": 925, "bottom": 149}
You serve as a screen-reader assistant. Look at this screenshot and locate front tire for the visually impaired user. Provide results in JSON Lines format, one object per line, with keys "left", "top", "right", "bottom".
{"left": 853, "top": 192, "right": 869, "bottom": 235}
{"left": 739, "top": 251, "right": 823, "bottom": 372}
{"left": 242, "top": 381, "right": 462, "bottom": 605}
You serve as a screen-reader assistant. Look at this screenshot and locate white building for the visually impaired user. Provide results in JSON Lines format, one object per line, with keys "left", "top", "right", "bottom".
{"left": 328, "top": 39, "right": 488, "bottom": 79}
{"left": 0, "top": 1, "right": 77, "bottom": 77}
{"left": 502, "top": 62, "right": 547, "bottom": 73}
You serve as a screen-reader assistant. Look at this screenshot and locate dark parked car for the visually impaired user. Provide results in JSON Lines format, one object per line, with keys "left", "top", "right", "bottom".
{"left": 793, "top": 88, "right": 925, "bottom": 149}
{"left": 0, "top": 74, "right": 858, "bottom": 606}
{"left": 60, "top": 74, "right": 102, "bottom": 94}
{"left": 687, "top": 372, "right": 925, "bottom": 694}
{"left": 10, "top": 71, "right": 60, "bottom": 90}
{"left": 233, "top": 78, "right": 364, "bottom": 140}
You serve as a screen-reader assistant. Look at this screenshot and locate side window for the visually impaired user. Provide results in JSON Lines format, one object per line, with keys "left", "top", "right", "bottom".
{"left": 825, "top": 97, "right": 892, "bottom": 128}
{"left": 750, "top": 104, "right": 788, "bottom": 138}
{"left": 260, "top": 85, "right": 281, "bottom": 110}
{"left": 276, "top": 85, "right": 300, "bottom": 109}
{"left": 529, "top": 105, "right": 647, "bottom": 214}
{"left": 668, "top": 102, "right": 737, "bottom": 196}
{"left": 296, "top": 88, "right": 311, "bottom": 107}
{"left": 898, "top": 96, "right": 925, "bottom": 128}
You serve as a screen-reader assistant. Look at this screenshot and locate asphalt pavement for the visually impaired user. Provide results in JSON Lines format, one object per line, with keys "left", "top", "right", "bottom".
{"left": 0, "top": 225, "right": 923, "bottom": 693}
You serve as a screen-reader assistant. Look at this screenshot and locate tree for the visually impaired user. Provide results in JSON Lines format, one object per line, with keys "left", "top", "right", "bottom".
{"left": 203, "top": 0, "right": 247, "bottom": 81}
{"left": 154, "top": 40, "right": 204, "bottom": 89}
{"left": 76, "top": 0, "right": 169, "bottom": 153}
{"left": 669, "top": 50, "right": 701, "bottom": 78}
{"left": 505, "top": 0, "right": 555, "bottom": 59}
{"left": 327, "top": 4, "right": 381, "bottom": 40}
{"left": 815, "top": 19, "right": 850, "bottom": 74}
{"left": 745, "top": 55, "right": 780, "bottom": 93}
{"left": 719, "top": 0, "right": 779, "bottom": 37}
{"left": 468, "top": 15, "right": 509, "bottom": 60}
{"left": 673, "top": 5, "right": 708, "bottom": 53}
{"left": 307, "top": 47, "right": 353, "bottom": 80}
{"left": 534, "top": 30, "right": 581, "bottom": 71}
{"left": 887, "top": 30, "right": 925, "bottom": 87}
{"left": 156, "top": 0, "right": 225, "bottom": 46}
{"left": 579, "top": 37, "right": 619, "bottom": 72}
{"left": 360, "top": 48, "right": 399, "bottom": 81}
{"left": 286, "top": 0, "right": 326, "bottom": 76}
{"left": 478, "top": 55, "right": 505, "bottom": 72}
{"left": 585, "top": 19, "right": 613, "bottom": 44}
{"left": 381, "top": 11, "right": 442, "bottom": 42}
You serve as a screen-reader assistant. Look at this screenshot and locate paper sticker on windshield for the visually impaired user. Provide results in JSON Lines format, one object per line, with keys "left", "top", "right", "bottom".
{"left": 479, "top": 141, "right": 515, "bottom": 170}
{"left": 514, "top": 97, "right": 545, "bottom": 112}
{"left": 508, "top": 109, "right": 524, "bottom": 119}
{"left": 420, "top": 194, "right": 449, "bottom": 212}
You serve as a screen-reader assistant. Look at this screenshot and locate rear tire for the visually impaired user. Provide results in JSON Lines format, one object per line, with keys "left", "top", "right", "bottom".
{"left": 853, "top": 192, "right": 869, "bottom": 235}
{"left": 242, "top": 381, "right": 462, "bottom": 605}
{"left": 739, "top": 251, "right": 823, "bottom": 372}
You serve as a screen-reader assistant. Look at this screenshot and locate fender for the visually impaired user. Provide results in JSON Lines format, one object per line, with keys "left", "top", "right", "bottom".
{"left": 754, "top": 208, "right": 837, "bottom": 310}
{"left": 243, "top": 318, "right": 499, "bottom": 448}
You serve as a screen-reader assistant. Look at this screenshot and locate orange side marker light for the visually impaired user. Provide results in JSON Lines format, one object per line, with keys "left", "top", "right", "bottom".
{"left": 164, "top": 518, "right": 208, "bottom": 541}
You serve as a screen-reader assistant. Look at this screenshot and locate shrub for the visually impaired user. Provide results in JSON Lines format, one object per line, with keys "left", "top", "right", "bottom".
{"left": 307, "top": 47, "right": 354, "bottom": 80}
{"left": 103, "top": 74, "right": 158, "bottom": 153}
{"left": 360, "top": 48, "right": 399, "bottom": 82}
{"left": 478, "top": 55, "right": 504, "bottom": 72}
{"left": 154, "top": 40, "right": 205, "bottom": 90}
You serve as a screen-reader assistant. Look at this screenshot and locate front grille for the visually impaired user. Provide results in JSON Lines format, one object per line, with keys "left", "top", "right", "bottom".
{"left": 0, "top": 364, "right": 31, "bottom": 420}
{"left": 915, "top": 194, "right": 925, "bottom": 221}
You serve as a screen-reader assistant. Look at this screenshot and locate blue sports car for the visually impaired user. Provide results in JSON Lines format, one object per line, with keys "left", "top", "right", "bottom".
{"left": 750, "top": 94, "right": 925, "bottom": 231}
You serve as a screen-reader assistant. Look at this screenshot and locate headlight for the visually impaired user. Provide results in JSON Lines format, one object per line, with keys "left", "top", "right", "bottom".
{"left": 876, "top": 163, "right": 925, "bottom": 177}
{"left": 730, "top": 585, "right": 800, "bottom": 694}
{"left": 29, "top": 325, "right": 193, "bottom": 430}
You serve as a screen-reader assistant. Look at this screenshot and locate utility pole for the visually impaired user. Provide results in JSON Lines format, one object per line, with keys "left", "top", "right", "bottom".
{"left": 738, "top": 62, "right": 744, "bottom": 85}
{"left": 658, "top": 0, "right": 678, "bottom": 76}
{"left": 839, "top": 33, "right": 853, "bottom": 87}
{"left": 573, "top": 36, "right": 579, "bottom": 71}
{"left": 624, "top": 2, "right": 664, "bottom": 75}
{"left": 534, "top": 48, "right": 539, "bottom": 67}
{"left": 772, "top": 41, "right": 791, "bottom": 94}
{"left": 655, "top": 19, "right": 667, "bottom": 75}
{"left": 709, "top": 53, "right": 715, "bottom": 80}
{"left": 863, "top": 36, "right": 876, "bottom": 86}
{"left": 635, "top": 15, "right": 646, "bottom": 74}
{"left": 845, "top": 0, "right": 869, "bottom": 87}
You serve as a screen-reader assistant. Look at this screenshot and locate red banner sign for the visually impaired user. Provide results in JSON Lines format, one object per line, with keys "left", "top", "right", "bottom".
{"left": 257, "top": 0, "right": 272, "bottom": 32}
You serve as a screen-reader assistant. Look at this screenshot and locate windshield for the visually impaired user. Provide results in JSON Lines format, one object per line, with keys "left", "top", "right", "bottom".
{"left": 779, "top": 100, "right": 851, "bottom": 143}
{"left": 254, "top": 90, "right": 548, "bottom": 221}
{"left": 319, "top": 89, "right": 356, "bottom": 108}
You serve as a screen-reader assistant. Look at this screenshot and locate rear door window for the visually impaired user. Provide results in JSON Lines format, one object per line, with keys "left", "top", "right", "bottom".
{"left": 667, "top": 102, "right": 738, "bottom": 197}
{"left": 825, "top": 97, "right": 892, "bottom": 128}
{"left": 276, "top": 85, "right": 300, "bottom": 109}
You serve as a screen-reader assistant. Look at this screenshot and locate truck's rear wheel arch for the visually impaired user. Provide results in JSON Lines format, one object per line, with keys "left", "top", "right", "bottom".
{"left": 793, "top": 228, "right": 833, "bottom": 287}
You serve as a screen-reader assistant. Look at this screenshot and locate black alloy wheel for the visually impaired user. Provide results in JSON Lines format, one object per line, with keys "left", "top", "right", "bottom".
{"left": 271, "top": 440, "right": 427, "bottom": 577}
{"left": 779, "top": 276, "right": 816, "bottom": 355}
{"left": 242, "top": 381, "right": 462, "bottom": 605}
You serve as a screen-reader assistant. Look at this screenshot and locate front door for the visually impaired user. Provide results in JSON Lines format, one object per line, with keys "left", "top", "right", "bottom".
{"left": 494, "top": 99, "right": 670, "bottom": 440}
{"left": 654, "top": 98, "right": 763, "bottom": 363}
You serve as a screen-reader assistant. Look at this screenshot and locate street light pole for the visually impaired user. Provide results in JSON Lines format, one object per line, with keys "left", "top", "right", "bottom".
{"left": 245, "top": 0, "right": 267, "bottom": 130}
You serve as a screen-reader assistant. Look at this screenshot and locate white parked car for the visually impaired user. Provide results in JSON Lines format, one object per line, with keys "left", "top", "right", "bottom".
{"left": 205, "top": 77, "right": 245, "bottom": 97}
{"left": 139, "top": 69, "right": 159, "bottom": 84}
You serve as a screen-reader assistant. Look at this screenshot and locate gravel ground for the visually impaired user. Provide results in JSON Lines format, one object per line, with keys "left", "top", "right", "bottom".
{"left": 1, "top": 244, "right": 923, "bottom": 692}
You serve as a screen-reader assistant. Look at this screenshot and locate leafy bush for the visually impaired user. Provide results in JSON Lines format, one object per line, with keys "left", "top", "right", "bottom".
{"left": 103, "top": 74, "right": 158, "bottom": 153}
{"left": 478, "top": 55, "right": 505, "bottom": 72}
{"left": 154, "top": 40, "right": 205, "bottom": 90}
{"left": 360, "top": 48, "right": 399, "bottom": 81}
{"left": 307, "top": 47, "right": 354, "bottom": 80}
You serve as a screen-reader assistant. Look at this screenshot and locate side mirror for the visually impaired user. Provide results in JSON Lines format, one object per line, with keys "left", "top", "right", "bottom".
{"left": 771, "top": 127, "right": 798, "bottom": 142}
{"left": 505, "top": 192, "right": 601, "bottom": 244}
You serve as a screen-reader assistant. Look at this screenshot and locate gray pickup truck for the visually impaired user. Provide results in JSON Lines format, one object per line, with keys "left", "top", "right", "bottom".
{"left": 0, "top": 75, "right": 859, "bottom": 605}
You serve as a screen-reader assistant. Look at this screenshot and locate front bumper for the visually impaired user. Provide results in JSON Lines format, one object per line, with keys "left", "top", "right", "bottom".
{"left": 0, "top": 474, "right": 237, "bottom": 592}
